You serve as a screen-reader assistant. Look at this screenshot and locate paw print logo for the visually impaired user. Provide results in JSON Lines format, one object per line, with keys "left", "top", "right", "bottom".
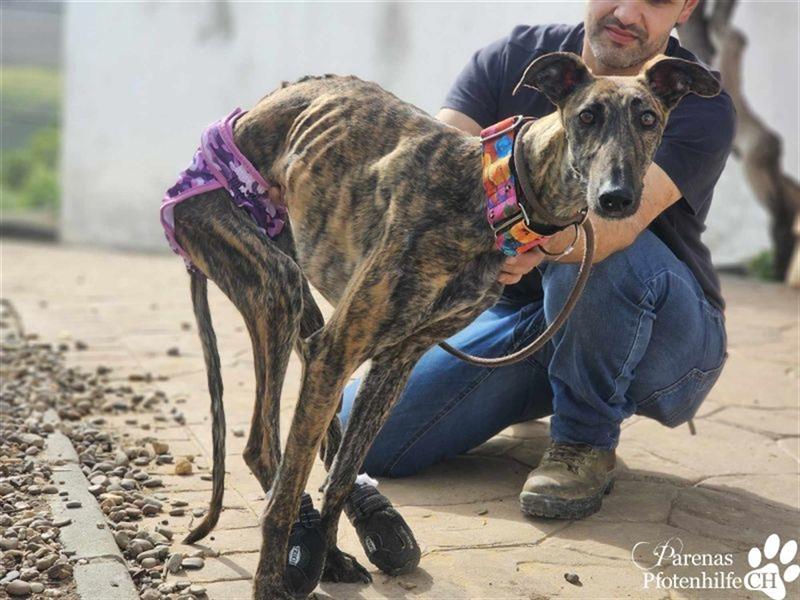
{"left": 744, "top": 534, "right": 800, "bottom": 600}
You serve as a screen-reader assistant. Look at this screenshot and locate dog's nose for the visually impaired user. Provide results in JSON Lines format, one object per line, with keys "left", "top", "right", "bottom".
{"left": 598, "top": 188, "right": 635, "bottom": 215}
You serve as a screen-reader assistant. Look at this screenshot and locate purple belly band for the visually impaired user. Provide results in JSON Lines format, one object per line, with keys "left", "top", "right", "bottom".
{"left": 160, "top": 107, "right": 287, "bottom": 272}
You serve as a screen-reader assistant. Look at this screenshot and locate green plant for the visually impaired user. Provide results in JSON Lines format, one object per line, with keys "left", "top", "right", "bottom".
{"left": 1, "top": 127, "right": 60, "bottom": 212}
{"left": 746, "top": 249, "right": 779, "bottom": 281}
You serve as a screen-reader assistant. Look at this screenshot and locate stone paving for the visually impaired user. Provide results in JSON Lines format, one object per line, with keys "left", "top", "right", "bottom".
{"left": 3, "top": 239, "right": 798, "bottom": 600}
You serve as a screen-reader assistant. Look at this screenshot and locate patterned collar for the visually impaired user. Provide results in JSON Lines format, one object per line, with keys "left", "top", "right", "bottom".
{"left": 481, "top": 115, "right": 553, "bottom": 256}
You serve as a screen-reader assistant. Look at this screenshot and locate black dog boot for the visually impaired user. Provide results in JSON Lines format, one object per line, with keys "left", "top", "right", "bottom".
{"left": 344, "top": 477, "right": 420, "bottom": 576}
{"left": 284, "top": 492, "right": 326, "bottom": 597}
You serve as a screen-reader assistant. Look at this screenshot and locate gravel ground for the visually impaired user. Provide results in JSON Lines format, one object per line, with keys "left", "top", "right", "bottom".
{"left": 1, "top": 300, "right": 212, "bottom": 600}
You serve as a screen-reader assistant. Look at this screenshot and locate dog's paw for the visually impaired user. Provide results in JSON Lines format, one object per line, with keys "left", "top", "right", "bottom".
{"left": 322, "top": 547, "right": 373, "bottom": 584}
{"left": 284, "top": 524, "right": 326, "bottom": 596}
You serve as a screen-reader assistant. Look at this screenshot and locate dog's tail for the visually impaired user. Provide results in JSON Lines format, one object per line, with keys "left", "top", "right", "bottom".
{"left": 183, "top": 270, "right": 226, "bottom": 544}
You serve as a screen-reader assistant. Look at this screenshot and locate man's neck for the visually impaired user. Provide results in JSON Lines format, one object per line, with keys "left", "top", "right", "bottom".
{"left": 580, "top": 37, "right": 670, "bottom": 76}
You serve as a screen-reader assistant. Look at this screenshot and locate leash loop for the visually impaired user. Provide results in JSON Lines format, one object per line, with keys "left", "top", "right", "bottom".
{"left": 539, "top": 222, "right": 581, "bottom": 259}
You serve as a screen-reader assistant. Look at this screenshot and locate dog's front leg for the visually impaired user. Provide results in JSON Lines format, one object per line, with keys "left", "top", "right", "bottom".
{"left": 319, "top": 342, "right": 427, "bottom": 583}
{"left": 254, "top": 330, "right": 361, "bottom": 599}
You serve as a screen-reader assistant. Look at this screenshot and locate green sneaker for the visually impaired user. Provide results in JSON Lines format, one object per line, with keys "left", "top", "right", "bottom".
{"left": 519, "top": 442, "right": 616, "bottom": 519}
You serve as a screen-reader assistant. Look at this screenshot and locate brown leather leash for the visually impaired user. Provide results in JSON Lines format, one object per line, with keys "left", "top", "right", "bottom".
{"left": 438, "top": 218, "right": 594, "bottom": 367}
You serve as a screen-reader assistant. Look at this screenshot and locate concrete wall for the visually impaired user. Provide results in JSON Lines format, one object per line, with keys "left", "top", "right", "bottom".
{"left": 61, "top": 2, "right": 799, "bottom": 265}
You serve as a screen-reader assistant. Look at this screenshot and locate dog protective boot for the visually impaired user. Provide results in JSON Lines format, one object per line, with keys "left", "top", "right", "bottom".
{"left": 344, "top": 482, "right": 420, "bottom": 576}
{"left": 284, "top": 492, "right": 326, "bottom": 597}
{"left": 519, "top": 442, "right": 616, "bottom": 520}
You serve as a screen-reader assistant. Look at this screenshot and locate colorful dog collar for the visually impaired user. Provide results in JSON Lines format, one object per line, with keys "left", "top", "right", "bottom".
{"left": 481, "top": 116, "right": 551, "bottom": 256}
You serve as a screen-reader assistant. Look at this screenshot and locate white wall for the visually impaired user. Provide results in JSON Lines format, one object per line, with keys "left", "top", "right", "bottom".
{"left": 61, "top": 2, "right": 799, "bottom": 265}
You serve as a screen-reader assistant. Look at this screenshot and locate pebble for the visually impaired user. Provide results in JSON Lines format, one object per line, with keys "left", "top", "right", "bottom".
{"left": 181, "top": 556, "right": 205, "bottom": 570}
{"left": 232, "top": 428, "right": 245, "bottom": 437}
{"left": 113, "top": 450, "right": 129, "bottom": 468}
{"left": 114, "top": 531, "right": 130, "bottom": 550}
{"left": 564, "top": 572, "right": 581, "bottom": 586}
{"left": 20, "top": 433, "right": 44, "bottom": 448}
{"left": 90, "top": 474, "right": 108, "bottom": 486}
{"left": 129, "top": 539, "right": 154, "bottom": 557}
{"left": 65, "top": 501, "right": 82, "bottom": 509}
{"left": 36, "top": 555, "right": 56, "bottom": 571}
{"left": 47, "top": 561, "right": 73, "bottom": 581}
{"left": 166, "top": 552, "right": 183, "bottom": 574}
{"left": 6, "top": 580, "right": 31, "bottom": 596}
{"left": 150, "top": 441, "right": 169, "bottom": 455}
{"left": 148, "top": 531, "right": 169, "bottom": 545}
{"left": 29, "top": 583, "right": 44, "bottom": 593}
{"left": 141, "top": 557, "right": 158, "bottom": 569}
{"left": 141, "top": 589, "right": 160, "bottom": 600}
{"left": 189, "top": 585, "right": 207, "bottom": 596}
{"left": 174, "top": 458, "right": 193, "bottom": 476}
{"left": 0, "top": 537, "right": 19, "bottom": 550}
{"left": 169, "top": 508, "right": 185, "bottom": 517}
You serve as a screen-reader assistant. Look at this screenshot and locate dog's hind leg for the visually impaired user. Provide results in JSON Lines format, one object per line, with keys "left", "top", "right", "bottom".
{"left": 240, "top": 291, "right": 297, "bottom": 496}
{"left": 173, "top": 191, "right": 304, "bottom": 542}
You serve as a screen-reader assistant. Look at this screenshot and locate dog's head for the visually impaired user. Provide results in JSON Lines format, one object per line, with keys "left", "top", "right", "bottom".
{"left": 514, "top": 52, "right": 720, "bottom": 220}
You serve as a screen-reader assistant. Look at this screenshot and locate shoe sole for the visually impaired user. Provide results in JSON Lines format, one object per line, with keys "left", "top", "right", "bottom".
{"left": 519, "top": 477, "right": 615, "bottom": 520}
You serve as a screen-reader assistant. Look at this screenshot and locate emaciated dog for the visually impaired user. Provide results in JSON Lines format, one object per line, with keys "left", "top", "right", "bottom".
{"left": 164, "top": 52, "right": 719, "bottom": 598}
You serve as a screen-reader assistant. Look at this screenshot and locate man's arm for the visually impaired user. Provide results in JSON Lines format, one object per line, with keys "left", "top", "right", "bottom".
{"left": 436, "top": 108, "right": 482, "bottom": 136}
{"left": 436, "top": 108, "right": 683, "bottom": 283}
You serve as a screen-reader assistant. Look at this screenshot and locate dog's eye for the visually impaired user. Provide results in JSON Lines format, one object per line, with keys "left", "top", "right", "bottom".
{"left": 579, "top": 110, "right": 595, "bottom": 125}
{"left": 640, "top": 111, "right": 657, "bottom": 128}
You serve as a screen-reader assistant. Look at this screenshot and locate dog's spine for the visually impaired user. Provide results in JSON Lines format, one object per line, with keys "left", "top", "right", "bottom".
{"left": 183, "top": 270, "right": 227, "bottom": 544}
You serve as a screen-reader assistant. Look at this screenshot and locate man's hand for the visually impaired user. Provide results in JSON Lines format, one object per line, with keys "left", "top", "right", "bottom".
{"left": 497, "top": 248, "right": 546, "bottom": 284}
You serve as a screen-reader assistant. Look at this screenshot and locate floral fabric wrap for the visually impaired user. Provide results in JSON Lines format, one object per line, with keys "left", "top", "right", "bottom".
{"left": 481, "top": 116, "right": 549, "bottom": 256}
{"left": 160, "top": 108, "right": 287, "bottom": 272}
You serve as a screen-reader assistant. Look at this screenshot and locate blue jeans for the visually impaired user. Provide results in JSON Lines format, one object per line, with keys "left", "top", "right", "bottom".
{"left": 340, "top": 230, "right": 728, "bottom": 477}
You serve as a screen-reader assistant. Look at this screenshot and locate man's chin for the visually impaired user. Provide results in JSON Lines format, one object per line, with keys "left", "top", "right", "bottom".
{"left": 592, "top": 43, "right": 646, "bottom": 70}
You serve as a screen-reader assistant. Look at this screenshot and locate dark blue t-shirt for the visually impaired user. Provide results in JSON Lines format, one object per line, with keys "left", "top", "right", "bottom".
{"left": 442, "top": 23, "right": 735, "bottom": 311}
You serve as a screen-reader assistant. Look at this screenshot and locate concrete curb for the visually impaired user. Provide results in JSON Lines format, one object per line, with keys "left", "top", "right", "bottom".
{"left": 43, "top": 410, "right": 139, "bottom": 600}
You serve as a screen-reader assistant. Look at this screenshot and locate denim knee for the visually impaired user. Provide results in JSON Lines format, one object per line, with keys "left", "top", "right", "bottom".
{"left": 542, "top": 230, "right": 672, "bottom": 316}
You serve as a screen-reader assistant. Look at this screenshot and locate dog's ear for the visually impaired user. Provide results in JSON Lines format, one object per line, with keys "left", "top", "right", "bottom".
{"left": 643, "top": 56, "right": 721, "bottom": 111}
{"left": 513, "top": 52, "right": 593, "bottom": 106}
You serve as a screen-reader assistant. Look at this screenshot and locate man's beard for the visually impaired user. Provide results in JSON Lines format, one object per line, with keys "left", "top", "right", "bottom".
{"left": 586, "top": 15, "right": 669, "bottom": 70}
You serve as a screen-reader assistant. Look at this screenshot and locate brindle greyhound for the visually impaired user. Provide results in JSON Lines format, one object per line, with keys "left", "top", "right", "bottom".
{"left": 170, "top": 52, "right": 719, "bottom": 598}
